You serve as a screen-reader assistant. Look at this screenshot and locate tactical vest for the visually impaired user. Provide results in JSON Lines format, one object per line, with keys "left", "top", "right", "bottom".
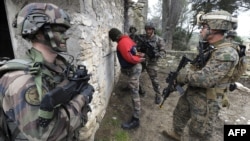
{"left": 0, "top": 48, "right": 57, "bottom": 140}
{"left": 0, "top": 48, "right": 82, "bottom": 140}
{"left": 206, "top": 41, "right": 247, "bottom": 107}
{"left": 138, "top": 34, "right": 161, "bottom": 59}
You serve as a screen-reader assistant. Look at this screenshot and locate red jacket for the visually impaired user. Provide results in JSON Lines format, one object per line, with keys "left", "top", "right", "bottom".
{"left": 117, "top": 35, "right": 141, "bottom": 65}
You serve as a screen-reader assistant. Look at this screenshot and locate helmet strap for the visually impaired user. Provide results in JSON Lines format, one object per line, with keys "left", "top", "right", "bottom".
{"left": 202, "top": 25, "right": 211, "bottom": 41}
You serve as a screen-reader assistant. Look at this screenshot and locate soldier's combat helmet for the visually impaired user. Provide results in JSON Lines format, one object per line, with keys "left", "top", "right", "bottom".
{"left": 196, "top": 10, "right": 237, "bottom": 31}
{"left": 129, "top": 26, "right": 137, "bottom": 33}
{"left": 15, "top": 3, "right": 70, "bottom": 38}
{"left": 109, "top": 28, "right": 122, "bottom": 42}
{"left": 144, "top": 22, "right": 155, "bottom": 30}
{"left": 14, "top": 3, "right": 71, "bottom": 52}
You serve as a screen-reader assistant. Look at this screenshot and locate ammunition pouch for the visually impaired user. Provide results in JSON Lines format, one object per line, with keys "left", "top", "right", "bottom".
{"left": 206, "top": 85, "right": 230, "bottom": 108}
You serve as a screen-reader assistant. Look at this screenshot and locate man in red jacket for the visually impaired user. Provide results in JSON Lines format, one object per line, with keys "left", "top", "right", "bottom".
{"left": 109, "top": 28, "right": 145, "bottom": 129}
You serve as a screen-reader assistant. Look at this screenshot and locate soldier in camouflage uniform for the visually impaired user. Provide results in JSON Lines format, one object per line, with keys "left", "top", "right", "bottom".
{"left": 226, "top": 30, "right": 238, "bottom": 43}
{"left": 128, "top": 26, "right": 146, "bottom": 96}
{"left": 129, "top": 26, "right": 138, "bottom": 42}
{"left": 0, "top": 3, "right": 94, "bottom": 140}
{"left": 163, "top": 10, "right": 244, "bottom": 141}
{"left": 226, "top": 30, "right": 237, "bottom": 40}
{"left": 109, "top": 28, "right": 145, "bottom": 130}
{"left": 137, "top": 22, "right": 166, "bottom": 104}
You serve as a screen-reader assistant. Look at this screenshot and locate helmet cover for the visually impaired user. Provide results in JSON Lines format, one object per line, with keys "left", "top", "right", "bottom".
{"left": 144, "top": 22, "right": 155, "bottom": 30}
{"left": 16, "top": 3, "right": 71, "bottom": 38}
{"left": 196, "top": 10, "right": 237, "bottom": 31}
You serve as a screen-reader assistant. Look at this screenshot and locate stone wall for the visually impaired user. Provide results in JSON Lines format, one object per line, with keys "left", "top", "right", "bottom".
{"left": 127, "top": 0, "right": 147, "bottom": 34}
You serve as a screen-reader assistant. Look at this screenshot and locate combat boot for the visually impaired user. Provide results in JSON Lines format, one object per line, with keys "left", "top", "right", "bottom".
{"left": 121, "top": 116, "right": 140, "bottom": 130}
{"left": 155, "top": 95, "right": 162, "bottom": 104}
{"left": 162, "top": 129, "right": 181, "bottom": 141}
{"left": 139, "top": 85, "right": 146, "bottom": 97}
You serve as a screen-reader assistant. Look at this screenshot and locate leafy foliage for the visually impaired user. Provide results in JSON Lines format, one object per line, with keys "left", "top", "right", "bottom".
{"left": 149, "top": 0, "right": 250, "bottom": 50}
{"left": 172, "top": 27, "right": 190, "bottom": 51}
{"left": 191, "top": 0, "right": 250, "bottom": 27}
{"left": 148, "top": 0, "right": 162, "bottom": 36}
{"left": 192, "top": 0, "right": 239, "bottom": 13}
{"left": 234, "top": 36, "right": 244, "bottom": 44}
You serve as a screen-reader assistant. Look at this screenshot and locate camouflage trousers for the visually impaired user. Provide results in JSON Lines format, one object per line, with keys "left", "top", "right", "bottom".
{"left": 141, "top": 59, "right": 161, "bottom": 96}
{"left": 121, "top": 63, "right": 142, "bottom": 118}
{"left": 173, "top": 87, "right": 220, "bottom": 141}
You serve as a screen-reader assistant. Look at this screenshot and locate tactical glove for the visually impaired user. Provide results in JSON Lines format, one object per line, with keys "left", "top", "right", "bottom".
{"left": 80, "top": 83, "right": 95, "bottom": 104}
{"left": 176, "top": 62, "right": 193, "bottom": 85}
{"left": 229, "top": 83, "right": 237, "bottom": 91}
{"left": 80, "top": 84, "right": 94, "bottom": 126}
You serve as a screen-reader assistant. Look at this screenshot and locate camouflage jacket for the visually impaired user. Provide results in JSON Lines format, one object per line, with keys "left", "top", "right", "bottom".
{"left": 181, "top": 39, "right": 239, "bottom": 89}
{"left": 0, "top": 48, "right": 87, "bottom": 140}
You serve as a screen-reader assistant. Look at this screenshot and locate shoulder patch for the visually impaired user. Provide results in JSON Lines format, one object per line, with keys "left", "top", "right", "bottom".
{"left": 25, "top": 85, "right": 47, "bottom": 106}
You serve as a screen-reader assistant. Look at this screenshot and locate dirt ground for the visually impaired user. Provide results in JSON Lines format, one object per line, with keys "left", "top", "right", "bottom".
{"left": 95, "top": 64, "right": 250, "bottom": 141}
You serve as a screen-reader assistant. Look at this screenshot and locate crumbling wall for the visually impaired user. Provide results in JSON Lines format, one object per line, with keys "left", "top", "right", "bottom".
{"left": 126, "top": 0, "right": 148, "bottom": 34}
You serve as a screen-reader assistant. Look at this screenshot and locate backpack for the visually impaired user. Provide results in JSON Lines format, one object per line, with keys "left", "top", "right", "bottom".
{"left": 212, "top": 41, "right": 247, "bottom": 83}
{"left": 204, "top": 41, "right": 247, "bottom": 108}
{"left": 0, "top": 58, "right": 34, "bottom": 141}
{"left": 229, "top": 43, "right": 247, "bottom": 82}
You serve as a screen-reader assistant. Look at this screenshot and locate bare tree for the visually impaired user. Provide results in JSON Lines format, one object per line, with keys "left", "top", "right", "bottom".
{"left": 178, "top": 3, "right": 197, "bottom": 45}
{"left": 147, "top": 0, "right": 162, "bottom": 35}
{"left": 162, "top": 0, "right": 186, "bottom": 50}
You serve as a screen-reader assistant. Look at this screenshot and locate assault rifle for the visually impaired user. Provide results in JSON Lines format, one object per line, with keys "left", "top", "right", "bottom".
{"left": 160, "top": 56, "right": 191, "bottom": 108}
{"left": 192, "top": 41, "right": 214, "bottom": 69}
{"left": 160, "top": 41, "right": 214, "bottom": 108}
{"left": 136, "top": 35, "right": 158, "bottom": 58}
{"left": 39, "top": 65, "right": 94, "bottom": 127}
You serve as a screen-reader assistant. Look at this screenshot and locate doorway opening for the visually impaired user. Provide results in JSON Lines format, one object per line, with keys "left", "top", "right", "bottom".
{"left": 0, "top": 1, "right": 15, "bottom": 60}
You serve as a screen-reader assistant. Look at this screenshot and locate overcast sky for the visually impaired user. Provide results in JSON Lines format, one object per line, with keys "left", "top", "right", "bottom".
{"left": 237, "top": 11, "right": 250, "bottom": 37}
{"left": 147, "top": 0, "right": 250, "bottom": 37}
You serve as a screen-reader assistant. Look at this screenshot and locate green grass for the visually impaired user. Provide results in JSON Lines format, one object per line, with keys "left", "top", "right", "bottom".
{"left": 114, "top": 130, "right": 130, "bottom": 141}
{"left": 95, "top": 116, "right": 130, "bottom": 141}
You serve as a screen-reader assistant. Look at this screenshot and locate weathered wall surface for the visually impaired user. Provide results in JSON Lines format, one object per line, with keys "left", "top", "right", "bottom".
{"left": 126, "top": 0, "right": 147, "bottom": 34}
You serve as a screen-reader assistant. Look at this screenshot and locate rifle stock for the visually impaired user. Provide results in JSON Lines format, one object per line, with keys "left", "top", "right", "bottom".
{"left": 160, "top": 56, "right": 191, "bottom": 108}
